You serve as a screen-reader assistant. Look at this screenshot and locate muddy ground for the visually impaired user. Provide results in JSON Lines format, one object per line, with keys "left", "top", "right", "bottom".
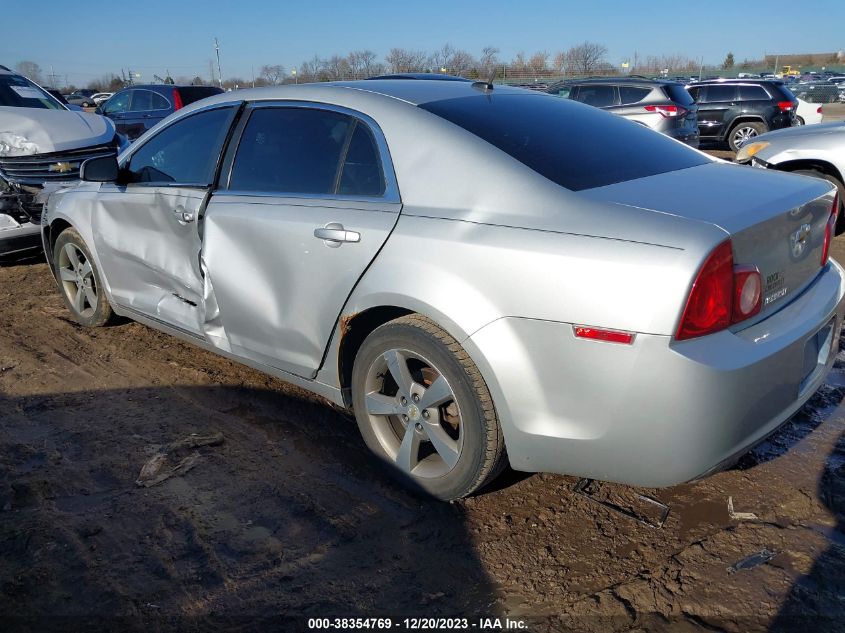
{"left": 2, "top": 232, "right": 845, "bottom": 632}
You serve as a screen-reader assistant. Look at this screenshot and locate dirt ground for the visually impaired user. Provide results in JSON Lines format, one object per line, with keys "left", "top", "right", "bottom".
{"left": 2, "top": 216, "right": 845, "bottom": 631}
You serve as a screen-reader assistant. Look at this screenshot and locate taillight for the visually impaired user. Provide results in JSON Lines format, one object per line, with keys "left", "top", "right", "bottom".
{"left": 777, "top": 101, "right": 796, "bottom": 112}
{"left": 821, "top": 193, "right": 839, "bottom": 266}
{"left": 732, "top": 266, "right": 762, "bottom": 322}
{"left": 676, "top": 240, "right": 764, "bottom": 341}
{"left": 644, "top": 104, "right": 687, "bottom": 118}
{"left": 172, "top": 89, "right": 184, "bottom": 110}
{"left": 817, "top": 106, "right": 823, "bottom": 114}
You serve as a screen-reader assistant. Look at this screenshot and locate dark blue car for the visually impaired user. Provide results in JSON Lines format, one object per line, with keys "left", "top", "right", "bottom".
{"left": 98, "top": 84, "right": 223, "bottom": 140}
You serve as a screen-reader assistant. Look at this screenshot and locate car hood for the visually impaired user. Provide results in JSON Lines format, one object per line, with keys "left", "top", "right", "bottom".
{"left": 757, "top": 121, "right": 845, "bottom": 142}
{"left": 0, "top": 106, "right": 115, "bottom": 156}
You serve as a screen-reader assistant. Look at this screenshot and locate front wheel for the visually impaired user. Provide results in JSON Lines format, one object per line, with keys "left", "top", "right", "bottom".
{"left": 351, "top": 314, "right": 507, "bottom": 500}
{"left": 728, "top": 121, "right": 767, "bottom": 152}
{"left": 53, "top": 228, "right": 115, "bottom": 327}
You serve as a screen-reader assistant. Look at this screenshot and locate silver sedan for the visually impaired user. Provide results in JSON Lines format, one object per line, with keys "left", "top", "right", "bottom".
{"left": 42, "top": 81, "right": 845, "bottom": 500}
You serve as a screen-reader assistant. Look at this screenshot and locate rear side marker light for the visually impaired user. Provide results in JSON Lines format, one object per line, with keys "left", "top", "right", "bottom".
{"left": 573, "top": 326, "right": 635, "bottom": 345}
{"left": 822, "top": 193, "right": 839, "bottom": 266}
{"left": 644, "top": 104, "right": 687, "bottom": 118}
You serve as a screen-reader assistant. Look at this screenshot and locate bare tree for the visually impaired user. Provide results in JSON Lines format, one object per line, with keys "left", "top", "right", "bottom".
{"left": 528, "top": 51, "right": 550, "bottom": 78}
{"left": 479, "top": 46, "right": 500, "bottom": 78}
{"left": 510, "top": 51, "right": 528, "bottom": 74}
{"left": 385, "top": 48, "right": 429, "bottom": 73}
{"left": 325, "top": 55, "right": 351, "bottom": 80}
{"left": 299, "top": 56, "right": 327, "bottom": 82}
{"left": 564, "top": 42, "right": 609, "bottom": 76}
{"left": 260, "top": 64, "right": 286, "bottom": 85}
{"left": 15, "top": 60, "right": 42, "bottom": 84}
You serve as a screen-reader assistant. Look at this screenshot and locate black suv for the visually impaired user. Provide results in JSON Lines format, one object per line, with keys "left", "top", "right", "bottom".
{"left": 686, "top": 79, "right": 798, "bottom": 151}
{"left": 97, "top": 84, "right": 223, "bottom": 141}
{"left": 546, "top": 77, "right": 699, "bottom": 147}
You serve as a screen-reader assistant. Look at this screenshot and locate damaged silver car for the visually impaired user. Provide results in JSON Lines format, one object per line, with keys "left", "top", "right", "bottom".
{"left": 0, "top": 65, "right": 121, "bottom": 258}
{"left": 43, "top": 81, "right": 845, "bottom": 500}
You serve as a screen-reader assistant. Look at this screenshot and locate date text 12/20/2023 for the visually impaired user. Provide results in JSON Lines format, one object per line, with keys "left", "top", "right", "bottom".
{"left": 307, "top": 617, "right": 529, "bottom": 630}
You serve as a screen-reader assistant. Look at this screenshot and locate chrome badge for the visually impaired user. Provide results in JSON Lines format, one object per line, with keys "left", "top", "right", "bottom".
{"left": 48, "top": 161, "right": 77, "bottom": 174}
{"left": 790, "top": 223, "right": 812, "bottom": 258}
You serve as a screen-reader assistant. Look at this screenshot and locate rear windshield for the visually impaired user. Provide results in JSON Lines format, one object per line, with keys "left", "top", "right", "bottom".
{"left": 663, "top": 84, "right": 695, "bottom": 106}
{"left": 178, "top": 86, "right": 224, "bottom": 105}
{"left": 0, "top": 74, "right": 63, "bottom": 110}
{"left": 418, "top": 94, "right": 708, "bottom": 191}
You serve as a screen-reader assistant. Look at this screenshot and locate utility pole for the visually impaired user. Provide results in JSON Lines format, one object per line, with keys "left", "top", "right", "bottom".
{"left": 214, "top": 38, "right": 223, "bottom": 88}
{"left": 49, "top": 65, "right": 57, "bottom": 88}
{"left": 251, "top": 65, "right": 255, "bottom": 88}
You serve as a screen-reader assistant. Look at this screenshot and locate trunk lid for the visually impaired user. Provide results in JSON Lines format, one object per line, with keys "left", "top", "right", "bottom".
{"left": 580, "top": 162, "right": 837, "bottom": 319}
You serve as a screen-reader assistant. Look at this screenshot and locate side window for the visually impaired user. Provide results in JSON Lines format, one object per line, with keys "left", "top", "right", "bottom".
{"left": 103, "top": 91, "right": 130, "bottom": 114}
{"left": 552, "top": 85, "right": 573, "bottom": 99}
{"left": 152, "top": 92, "right": 170, "bottom": 110}
{"left": 574, "top": 85, "right": 617, "bottom": 107}
{"left": 738, "top": 85, "right": 769, "bottom": 101}
{"left": 703, "top": 85, "right": 736, "bottom": 103}
{"left": 618, "top": 86, "right": 651, "bottom": 105}
{"left": 129, "top": 89, "right": 152, "bottom": 112}
{"left": 229, "top": 108, "right": 352, "bottom": 195}
{"left": 126, "top": 106, "right": 235, "bottom": 184}
{"left": 338, "top": 123, "right": 385, "bottom": 196}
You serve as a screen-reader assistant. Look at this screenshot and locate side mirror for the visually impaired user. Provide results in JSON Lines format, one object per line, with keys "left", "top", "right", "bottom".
{"left": 80, "top": 155, "right": 119, "bottom": 182}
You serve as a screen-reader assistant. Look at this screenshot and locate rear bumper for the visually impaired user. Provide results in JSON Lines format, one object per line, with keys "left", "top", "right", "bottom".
{"left": 466, "top": 260, "right": 845, "bottom": 487}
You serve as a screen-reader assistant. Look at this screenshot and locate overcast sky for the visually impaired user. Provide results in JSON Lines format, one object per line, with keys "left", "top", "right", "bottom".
{"left": 3, "top": 0, "right": 843, "bottom": 86}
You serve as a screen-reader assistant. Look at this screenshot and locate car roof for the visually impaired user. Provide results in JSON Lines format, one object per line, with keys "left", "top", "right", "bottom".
{"left": 549, "top": 76, "right": 679, "bottom": 87}
{"left": 689, "top": 78, "right": 784, "bottom": 85}
{"left": 367, "top": 73, "right": 470, "bottom": 82}
{"left": 191, "top": 79, "right": 536, "bottom": 108}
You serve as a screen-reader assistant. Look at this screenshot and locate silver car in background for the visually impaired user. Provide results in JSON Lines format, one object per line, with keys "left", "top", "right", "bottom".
{"left": 42, "top": 81, "right": 843, "bottom": 500}
{"left": 736, "top": 121, "right": 845, "bottom": 228}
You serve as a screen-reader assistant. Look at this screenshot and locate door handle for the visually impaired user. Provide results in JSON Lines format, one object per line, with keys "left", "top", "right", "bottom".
{"left": 314, "top": 222, "right": 360, "bottom": 248}
{"left": 174, "top": 205, "right": 194, "bottom": 223}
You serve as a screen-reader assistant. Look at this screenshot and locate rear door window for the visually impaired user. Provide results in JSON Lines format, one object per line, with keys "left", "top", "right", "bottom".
{"left": 419, "top": 94, "right": 708, "bottom": 191}
{"left": 574, "top": 85, "right": 618, "bottom": 107}
{"left": 338, "top": 123, "right": 385, "bottom": 196}
{"left": 229, "top": 107, "right": 352, "bottom": 195}
{"left": 618, "top": 86, "right": 651, "bottom": 105}
{"left": 738, "top": 85, "right": 769, "bottom": 101}
{"left": 129, "top": 89, "right": 170, "bottom": 112}
{"left": 703, "top": 85, "right": 736, "bottom": 103}
{"left": 126, "top": 106, "right": 236, "bottom": 184}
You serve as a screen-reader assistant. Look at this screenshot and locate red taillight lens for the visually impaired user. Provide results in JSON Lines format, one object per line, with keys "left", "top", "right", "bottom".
{"left": 777, "top": 101, "right": 796, "bottom": 112}
{"left": 573, "top": 326, "right": 635, "bottom": 345}
{"left": 172, "top": 89, "right": 184, "bottom": 110}
{"left": 732, "top": 266, "right": 762, "bottom": 322}
{"left": 817, "top": 106, "right": 823, "bottom": 114}
{"left": 676, "top": 240, "right": 734, "bottom": 340}
{"left": 644, "top": 104, "right": 687, "bottom": 118}
{"left": 821, "top": 193, "right": 839, "bottom": 266}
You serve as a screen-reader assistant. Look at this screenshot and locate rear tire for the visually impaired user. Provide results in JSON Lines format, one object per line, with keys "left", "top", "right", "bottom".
{"left": 728, "top": 121, "right": 767, "bottom": 152}
{"left": 53, "top": 228, "right": 115, "bottom": 327}
{"left": 351, "top": 314, "right": 507, "bottom": 500}
{"left": 793, "top": 170, "right": 845, "bottom": 236}
{"left": 796, "top": 116, "right": 805, "bottom": 125}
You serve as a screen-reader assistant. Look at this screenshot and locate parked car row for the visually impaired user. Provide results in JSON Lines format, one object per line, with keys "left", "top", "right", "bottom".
{"left": 546, "top": 77, "right": 799, "bottom": 151}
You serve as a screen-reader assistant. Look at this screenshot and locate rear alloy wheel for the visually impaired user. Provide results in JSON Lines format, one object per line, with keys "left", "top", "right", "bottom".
{"left": 53, "top": 228, "right": 114, "bottom": 327}
{"left": 729, "top": 121, "right": 767, "bottom": 152}
{"left": 351, "top": 314, "right": 506, "bottom": 500}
